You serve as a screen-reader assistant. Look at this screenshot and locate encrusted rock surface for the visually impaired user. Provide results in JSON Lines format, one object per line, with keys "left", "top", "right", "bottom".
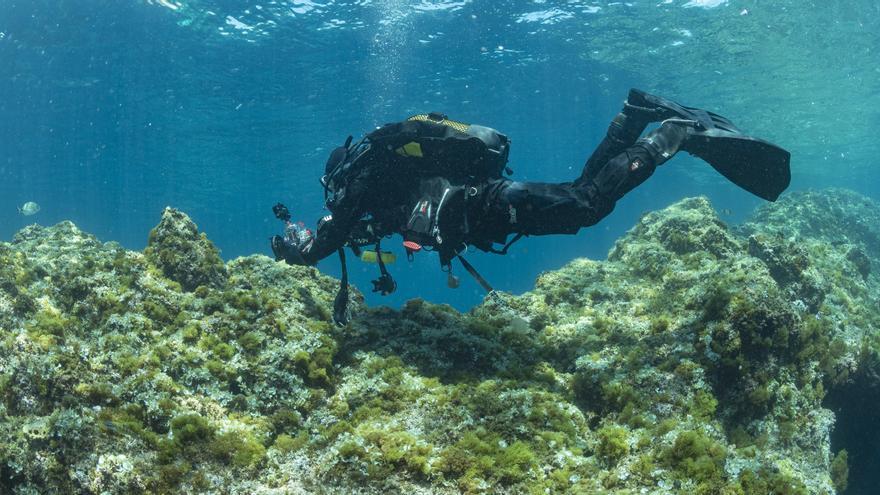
{"left": 1, "top": 190, "right": 878, "bottom": 494}
{"left": 145, "top": 207, "right": 228, "bottom": 292}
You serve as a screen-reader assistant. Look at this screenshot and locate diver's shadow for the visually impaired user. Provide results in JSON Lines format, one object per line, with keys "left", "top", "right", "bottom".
{"left": 337, "top": 299, "right": 546, "bottom": 385}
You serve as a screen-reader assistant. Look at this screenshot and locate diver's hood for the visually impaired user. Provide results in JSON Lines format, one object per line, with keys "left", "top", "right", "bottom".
{"left": 324, "top": 144, "right": 348, "bottom": 177}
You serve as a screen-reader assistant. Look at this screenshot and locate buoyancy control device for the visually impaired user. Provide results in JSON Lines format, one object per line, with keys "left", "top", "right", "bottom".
{"left": 322, "top": 112, "right": 511, "bottom": 206}
{"left": 321, "top": 113, "right": 513, "bottom": 324}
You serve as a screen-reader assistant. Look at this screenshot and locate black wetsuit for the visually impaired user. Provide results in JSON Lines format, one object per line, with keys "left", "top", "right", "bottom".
{"left": 297, "top": 108, "right": 662, "bottom": 267}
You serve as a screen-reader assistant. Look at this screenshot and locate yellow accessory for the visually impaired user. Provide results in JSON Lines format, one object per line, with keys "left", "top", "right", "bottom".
{"left": 395, "top": 141, "right": 423, "bottom": 158}
{"left": 360, "top": 251, "right": 397, "bottom": 264}
{"left": 407, "top": 114, "right": 470, "bottom": 133}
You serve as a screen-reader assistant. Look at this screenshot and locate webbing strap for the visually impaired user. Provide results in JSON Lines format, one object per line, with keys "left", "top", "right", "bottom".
{"left": 333, "top": 248, "right": 350, "bottom": 326}
{"left": 375, "top": 240, "right": 390, "bottom": 278}
{"left": 370, "top": 240, "right": 397, "bottom": 296}
{"left": 338, "top": 248, "right": 348, "bottom": 286}
{"left": 488, "top": 233, "right": 524, "bottom": 255}
{"left": 457, "top": 255, "right": 494, "bottom": 293}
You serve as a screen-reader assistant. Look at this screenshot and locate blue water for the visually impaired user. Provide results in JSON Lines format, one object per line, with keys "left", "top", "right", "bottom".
{"left": 2, "top": 0, "right": 878, "bottom": 310}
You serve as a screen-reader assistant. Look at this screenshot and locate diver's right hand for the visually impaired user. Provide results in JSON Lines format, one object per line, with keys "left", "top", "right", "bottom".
{"left": 271, "top": 235, "right": 308, "bottom": 265}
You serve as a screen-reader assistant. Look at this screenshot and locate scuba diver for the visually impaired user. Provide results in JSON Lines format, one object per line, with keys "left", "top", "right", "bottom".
{"left": 271, "top": 89, "right": 791, "bottom": 325}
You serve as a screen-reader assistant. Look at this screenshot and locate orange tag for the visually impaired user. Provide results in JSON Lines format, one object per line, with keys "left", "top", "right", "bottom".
{"left": 403, "top": 241, "right": 422, "bottom": 252}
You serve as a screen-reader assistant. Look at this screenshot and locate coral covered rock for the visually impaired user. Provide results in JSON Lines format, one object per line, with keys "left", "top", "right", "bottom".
{"left": 145, "top": 207, "right": 227, "bottom": 291}
{"left": 1, "top": 189, "right": 878, "bottom": 494}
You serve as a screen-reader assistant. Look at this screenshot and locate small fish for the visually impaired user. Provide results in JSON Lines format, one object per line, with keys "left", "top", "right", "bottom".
{"left": 719, "top": 208, "right": 733, "bottom": 216}
{"left": 18, "top": 201, "right": 40, "bottom": 216}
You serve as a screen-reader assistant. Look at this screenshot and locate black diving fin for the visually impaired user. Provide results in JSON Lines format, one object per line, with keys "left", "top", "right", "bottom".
{"left": 628, "top": 89, "right": 791, "bottom": 201}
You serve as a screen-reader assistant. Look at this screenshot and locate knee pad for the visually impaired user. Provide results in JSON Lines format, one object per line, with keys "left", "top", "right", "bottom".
{"left": 592, "top": 147, "right": 657, "bottom": 201}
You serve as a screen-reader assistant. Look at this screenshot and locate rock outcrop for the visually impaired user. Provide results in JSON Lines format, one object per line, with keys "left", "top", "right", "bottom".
{"left": 145, "top": 207, "right": 227, "bottom": 292}
{"left": 1, "top": 190, "right": 878, "bottom": 494}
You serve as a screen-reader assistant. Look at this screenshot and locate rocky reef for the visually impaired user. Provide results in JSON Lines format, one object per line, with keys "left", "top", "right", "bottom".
{"left": 1, "top": 189, "right": 878, "bottom": 494}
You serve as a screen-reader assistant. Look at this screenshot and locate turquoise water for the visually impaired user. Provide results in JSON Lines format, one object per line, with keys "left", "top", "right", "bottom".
{"left": 2, "top": 2, "right": 880, "bottom": 493}
{"left": 2, "top": 0, "right": 878, "bottom": 311}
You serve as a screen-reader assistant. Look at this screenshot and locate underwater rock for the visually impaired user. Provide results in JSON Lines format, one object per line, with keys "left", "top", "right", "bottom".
{"left": 745, "top": 233, "right": 826, "bottom": 311}
{"left": 1, "top": 189, "right": 878, "bottom": 494}
{"left": 144, "top": 207, "right": 227, "bottom": 291}
{"left": 742, "top": 188, "right": 880, "bottom": 270}
{"left": 845, "top": 246, "right": 871, "bottom": 280}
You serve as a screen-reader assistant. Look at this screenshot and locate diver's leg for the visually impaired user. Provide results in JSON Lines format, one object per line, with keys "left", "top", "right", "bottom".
{"left": 578, "top": 90, "right": 671, "bottom": 183}
{"left": 487, "top": 122, "right": 687, "bottom": 236}
{"left": 486, "top": 180, "right": 611, "bottom": 235}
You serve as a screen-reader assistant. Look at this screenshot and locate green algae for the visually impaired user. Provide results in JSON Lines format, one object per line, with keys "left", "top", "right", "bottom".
{"left": 211, "top": 430, "right": 267, "bottom": 469}
{"left": 438, "top": 431, "right": 537, "bottom": 489}
{"left": 596, "top": 424, "right": 629, "bottom": 464}
{"left": 830, "top": 449, "right": 849, "bottom": 493}
{"left": 663, "top": 430, "right": 727, "bottom": 485}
